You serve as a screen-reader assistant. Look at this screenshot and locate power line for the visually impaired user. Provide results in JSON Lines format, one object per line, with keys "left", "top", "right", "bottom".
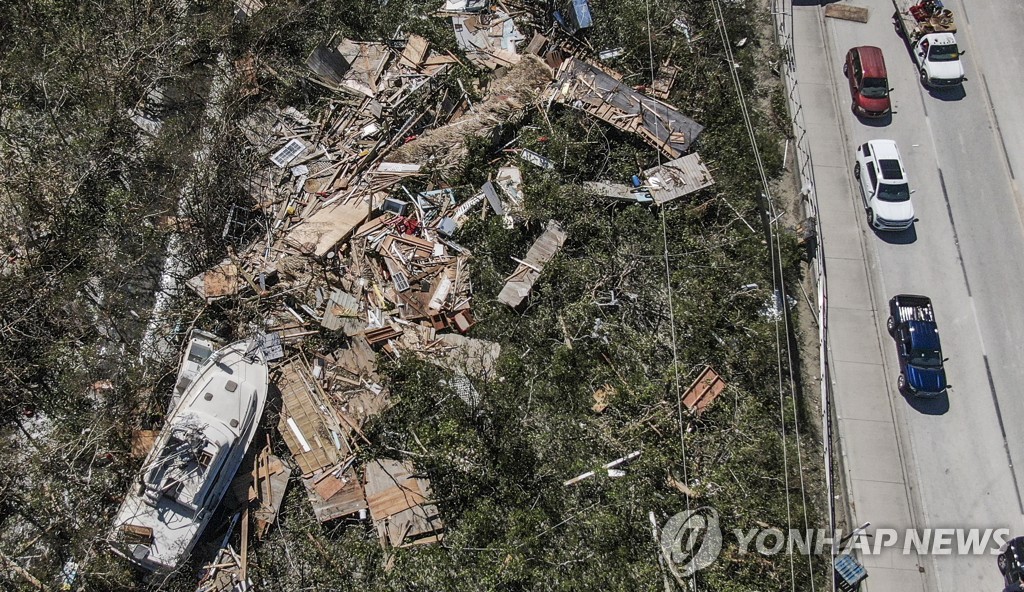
{"left": 641, "top": 0, "right": 694, "bottom": 590}
{"left": 707, "top": 0, "right": 816, "bottom": 590}
{"left": 643, "top": 2, "right": 816, "bottom": 590}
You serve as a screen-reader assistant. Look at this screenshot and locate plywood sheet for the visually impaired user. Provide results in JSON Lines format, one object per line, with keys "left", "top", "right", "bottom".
{"left": 131, "top": 430, "right": 159, "bottom": 459}
{"left": 824, "top": 4, "right": 869, "bottom": 23}
{"left": 400, "top": 35, "right": 430, "bottom": 68}
{"left": 364, "top": 459, "right": 427, "bottom": 520}
{"left": 497, "top": 220, "right": 567, "bottom": 307}
{"left": 283, "top": 201, "right": 368, "bottom": 257}
{"left": 363, "top": 459, "right": 443, "bottom": 546}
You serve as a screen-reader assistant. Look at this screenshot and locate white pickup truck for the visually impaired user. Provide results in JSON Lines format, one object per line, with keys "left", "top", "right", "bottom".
{"left": 891, "top": 0, "right": 965, "bottom": 87}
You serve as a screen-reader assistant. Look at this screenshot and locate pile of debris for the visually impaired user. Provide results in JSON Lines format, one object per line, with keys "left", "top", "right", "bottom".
{"left": 444, "top": 0, "right": 526, "bottom": 69}
{"left": 389, "top": 54, "right": 553, "bottom": 174}
{"left": 273, "top": 353, "right": 444, "bottom": 547}
{"left": 167, "top": 0, "right": 724, "bottom": 570}
{"left": 236, "top": 33, "right": 459, "bottom": 242}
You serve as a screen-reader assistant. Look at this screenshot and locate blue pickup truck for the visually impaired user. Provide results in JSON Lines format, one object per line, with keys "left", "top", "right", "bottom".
{"left": 886, "top": 294, "right": 947, "bottom": 397}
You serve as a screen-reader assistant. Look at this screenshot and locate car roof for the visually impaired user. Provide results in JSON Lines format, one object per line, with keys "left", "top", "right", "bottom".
{"left": 878, "top": 159, "right": 904, "bottom": 181}
{"left": 853, "top": 46, "right": 887, "bottom": 77}
{"left": 867, "top": 139, "right": 900, "bottom": 160}
{"left": 907, "top": 321, "right": 941, "bottom": 350}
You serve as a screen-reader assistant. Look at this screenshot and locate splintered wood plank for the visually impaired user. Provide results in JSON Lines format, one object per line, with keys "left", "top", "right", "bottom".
{"left": 824, "top": 4, "right": 869, "bottom": 23}
{"left": 255, "top": 463, "right": 289, "bottom": 537}
{"left": 364, "top": 459, "right": 429, "bottom": 520}
{"left": 305, "top": 467, "right": 367, "bottom": 522}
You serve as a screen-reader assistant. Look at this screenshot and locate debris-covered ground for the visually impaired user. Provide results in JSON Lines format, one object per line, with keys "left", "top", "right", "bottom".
{"left": 0, "top": 0, "right": 826, "bottom": 589}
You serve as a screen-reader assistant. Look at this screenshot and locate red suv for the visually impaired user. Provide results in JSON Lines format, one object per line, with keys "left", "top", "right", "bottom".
{"left": 843, "top": 46, "right": 892, "bottom": 118}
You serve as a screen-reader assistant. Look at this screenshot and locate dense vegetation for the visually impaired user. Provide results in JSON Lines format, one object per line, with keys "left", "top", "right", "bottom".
{"left": 0, "top": 0, "right": 823, "bottom": 590}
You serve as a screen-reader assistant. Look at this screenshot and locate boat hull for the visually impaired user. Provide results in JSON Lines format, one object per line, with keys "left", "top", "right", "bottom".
{"left": 109, "top": 338, "right": 268, "bottom": 572}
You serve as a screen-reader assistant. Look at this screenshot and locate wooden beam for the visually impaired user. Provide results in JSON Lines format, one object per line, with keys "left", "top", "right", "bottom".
{"left": 240, "top": 505, "right": 249, "bottom": 584}
{"left": 0, "top": 549, "right": 47, "bottom": 590}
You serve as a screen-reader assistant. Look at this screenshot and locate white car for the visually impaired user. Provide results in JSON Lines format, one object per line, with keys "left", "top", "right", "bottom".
{"left": 854, "top": 140, "right": 915, "bottom": 231}
{"left": 912, "top": 33, "right": 965, "bottom": 88}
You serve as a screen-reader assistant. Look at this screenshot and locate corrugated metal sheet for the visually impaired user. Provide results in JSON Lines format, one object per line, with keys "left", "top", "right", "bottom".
{"left": 321, "top": 289, "right": 360, "bottom": 330}
{"left": 643, "top": 153, "right": 715, "bottom": 204}
{"left": 570, "top": 0, "right": 593, "bottom": 30}
{"left": 305, "top": 45, "right": 349, "bottom": 86}
{"left": 550, "top": 57, "right": 704, "bottom": 158}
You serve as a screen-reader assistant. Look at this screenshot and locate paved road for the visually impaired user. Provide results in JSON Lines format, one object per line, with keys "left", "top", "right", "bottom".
{"left": 791, "top": 0, "right": 1024, "bottom": 590}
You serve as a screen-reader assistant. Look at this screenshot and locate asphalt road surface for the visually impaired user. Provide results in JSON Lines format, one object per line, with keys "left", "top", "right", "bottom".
{"left": 801, "top": 0, "right": 1024, "bottom": 589}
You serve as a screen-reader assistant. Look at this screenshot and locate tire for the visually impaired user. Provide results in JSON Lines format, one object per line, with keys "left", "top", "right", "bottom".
{"left": 897, "top": 374, "right": 907, "bottom": 393}
{"left": 999, "top": 552, "right": 1009, "bottom": 573}
{"left": 843, "top": 63, "right": 849, "bottom": 77}
{"left": 893, "top": 11, "right": 905, "bottom": 37}
{"left": 920, "top": 69, "right": 929, "bottom": 86}
{"left": 886, "top": 316, "right": 896, "bottom": 334}
{"left": 866, "top": 207, "right": 875, "bottom": 228}
{"left": 854, "top": 162, "right": 861, "bottom": 179}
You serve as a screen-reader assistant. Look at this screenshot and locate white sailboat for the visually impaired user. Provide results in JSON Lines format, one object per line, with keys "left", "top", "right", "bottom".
{"left": 109, "top": 337, "right": 268, "bottom": 572}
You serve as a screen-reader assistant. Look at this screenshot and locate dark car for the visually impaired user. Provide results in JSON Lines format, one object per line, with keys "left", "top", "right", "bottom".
{"left": 843, "top": 46, "right": 892, "bottom": 118}
{"left": 887, "top": 295, "right": 947, "bottom": 397}
{"left": 999, "top": 537, "right": 1024, "bottom": 591}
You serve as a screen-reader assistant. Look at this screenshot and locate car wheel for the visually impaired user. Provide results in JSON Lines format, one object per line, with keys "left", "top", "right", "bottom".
{"left": 866, "top": 207, "right": 875, "bottom": 228}
{"left": 998, "top": 552, "right": 1008, "bottom": 573}
{"left": 920, "top": 69, "right": 929, "bottom": 85}
{"left": 897, "top": 374, "right": 907, "bottom": 393}
{"left": 854, "top": 162, "right": 861, "bottom": 179}
{"left": 843, "top": 63, "right": 849, "bottom": 77}
{"left": 886, "top": 316, "right": 895, "bottom": 334}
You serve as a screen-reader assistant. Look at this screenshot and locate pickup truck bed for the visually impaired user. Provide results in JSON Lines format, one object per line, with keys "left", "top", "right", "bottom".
{"left": 890, "top": 294, "right": 934, "bottom": 325}
{"left": 892, "top": 0, "right": 957, "bottom": 36}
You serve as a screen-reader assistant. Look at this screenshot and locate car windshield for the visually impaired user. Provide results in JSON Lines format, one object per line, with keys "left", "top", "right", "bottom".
{"left": 862, "top": 78, "right": 889, "bottom": 98}
{"left": 911, "top": 349, "right": 943, "bottom": 368}
{"left": 928, "top": 44, "right": 960, "bottom": 62}
{"left": 877, "top": 182, "right": 910, "bottom": 202}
